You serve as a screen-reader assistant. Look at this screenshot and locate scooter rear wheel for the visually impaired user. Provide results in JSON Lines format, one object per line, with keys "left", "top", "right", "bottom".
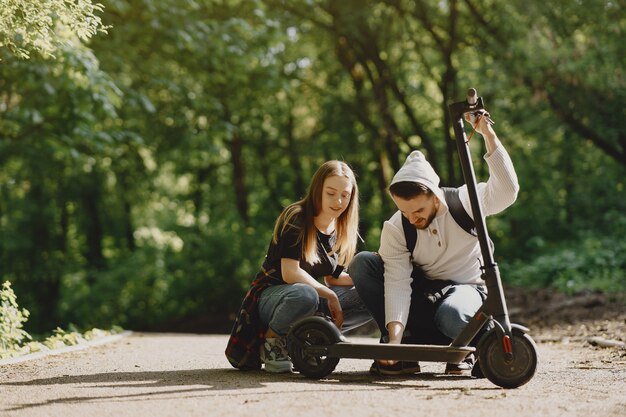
{"left": 477, "top": 328, "right": 537, "bottom": 388}
{"left": 288, "top": 319, "right": 340, "bottom": 379}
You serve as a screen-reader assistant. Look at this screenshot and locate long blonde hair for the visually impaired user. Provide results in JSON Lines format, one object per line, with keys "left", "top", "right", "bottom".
{"left": 272, "top": 161, "right": 359, "bottom": 266}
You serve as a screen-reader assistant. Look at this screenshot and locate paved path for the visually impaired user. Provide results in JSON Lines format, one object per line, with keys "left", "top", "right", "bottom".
{"left": 1, "top": 333, "right": 624, "bottom": 417}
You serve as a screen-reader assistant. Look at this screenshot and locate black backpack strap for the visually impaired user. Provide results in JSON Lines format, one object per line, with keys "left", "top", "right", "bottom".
{"left": 443, "top": 186, "right": 494, "bottom": 252}
{"left": 442, "top": 187, "right": 477, "bottom": 237}
{"left": 401, "top": 214, "right": 417, "bottom": 257}
{"left": 400, "top": 187, "right": 494, "bottom": 283}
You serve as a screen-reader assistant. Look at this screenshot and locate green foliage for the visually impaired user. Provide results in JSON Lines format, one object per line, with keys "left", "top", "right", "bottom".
{"left": 58, "top": 220, "right": 267, "bottom": 330}
{"left": 0, "top": 41, "right": 123, "bottom": 331}
{"left": 1, "top": 280, "right": 123, "bottom": 359}
{"left": 501, "top": 225, "right": 626, "bottom": 295}
{"left": 0, "top": 0, "right": 624, "bottom": 335}
{"left": 0, "top": 281, "right": 32, "bottom": 357}
{"left": 0, "top": 0, "right": 108, "bottom": 59}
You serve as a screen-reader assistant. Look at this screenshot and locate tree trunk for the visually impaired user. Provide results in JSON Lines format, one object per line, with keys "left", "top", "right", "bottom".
{"left": 193, "top": 165, "right": 213, "bottom": 222}
{"left": 254, "top": 134, "right": 284, "bottom": 214}
{"left": 286, "top": 112, "right": 305, "bottom": 199}
{"left": 81, "top": 171, "right": 105, "bottom": 273}
{"left": 230, "top": 129, "right": 250, "bottom": 225}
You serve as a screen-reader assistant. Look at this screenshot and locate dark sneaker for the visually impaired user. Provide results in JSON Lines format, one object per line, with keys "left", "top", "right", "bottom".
{"left": 445, "top": 354, "right": 475, "bottom": 375}
{"left": 370, "top": 361, "right": 421, "bottom": 376}
{"left": 471, "top": 358, "right": 485, "bottom": 378}
{"left": 260, "top": 337, "right": 293, "bottom": 373}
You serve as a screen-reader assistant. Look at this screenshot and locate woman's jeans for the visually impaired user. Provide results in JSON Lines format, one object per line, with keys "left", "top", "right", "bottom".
{"left": 258, "top": 282, "right": 373, "bottom": 337}
{"left": 348, "top": 251, "right": 486, "bottom": 344}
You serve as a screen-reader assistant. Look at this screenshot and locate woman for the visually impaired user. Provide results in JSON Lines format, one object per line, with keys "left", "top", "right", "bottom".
{"left": 225, "top": 160, "right": 371, "bottom": 373}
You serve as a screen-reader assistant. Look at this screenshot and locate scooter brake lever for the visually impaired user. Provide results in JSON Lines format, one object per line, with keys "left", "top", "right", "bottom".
{"left": 469, "top": 109, "right": 495, "bottom": 126}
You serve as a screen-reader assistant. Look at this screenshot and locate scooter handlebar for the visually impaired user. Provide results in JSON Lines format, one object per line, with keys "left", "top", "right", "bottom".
{"left": 449, "top": 87, "right": 484, "bottom": 118}
{"left": 465, "top": 88, "right": 495, "bottom": 125}
{"left": 467, "top": 88, "right": 478, "bottom": 105}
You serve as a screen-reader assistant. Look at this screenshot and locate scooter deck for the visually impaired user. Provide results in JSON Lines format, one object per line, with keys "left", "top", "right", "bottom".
{"left": 322, "top": 341, "right": 475, "bottom": 363}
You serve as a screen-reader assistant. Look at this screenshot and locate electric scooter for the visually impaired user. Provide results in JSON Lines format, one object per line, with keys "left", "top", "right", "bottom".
{"left": 286, "top": 88, "right": 538, "bottom": 389}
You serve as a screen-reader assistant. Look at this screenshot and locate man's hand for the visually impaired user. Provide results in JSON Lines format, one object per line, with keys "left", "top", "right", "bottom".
{"left": 377, "top": 321, "right": 404, "bottom": 366}
{"left": 465, "top": 110, "right": 494, "bottom": 136}
{"left": 465, "top": 110, "right": 499, "bottom": 155}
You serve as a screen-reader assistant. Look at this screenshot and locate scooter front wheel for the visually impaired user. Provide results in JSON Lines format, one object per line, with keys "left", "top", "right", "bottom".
{"left": 287, "top": 317, "right": 340, "bottom": 379}
{"left": 477, "top": 327, "right": 537, "bottom": 388}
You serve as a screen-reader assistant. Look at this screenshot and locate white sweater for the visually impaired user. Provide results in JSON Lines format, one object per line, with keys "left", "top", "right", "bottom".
{"left": 379, "top": 146, "right": 519, "bottom": 327}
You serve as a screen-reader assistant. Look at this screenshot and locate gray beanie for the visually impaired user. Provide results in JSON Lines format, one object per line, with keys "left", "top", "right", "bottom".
{"left": 390, "top": 151, "right": 446, "bottom": 205}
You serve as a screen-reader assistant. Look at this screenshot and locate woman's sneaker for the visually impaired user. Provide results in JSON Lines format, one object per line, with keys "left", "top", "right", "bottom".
{"left": 369, "top": 361, "right": 421, "bottom": 376}
{"left": 260, "top": 337, "right": 293, "bottom": 373}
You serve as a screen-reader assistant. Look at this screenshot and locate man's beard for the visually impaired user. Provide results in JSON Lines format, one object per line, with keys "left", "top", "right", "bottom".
{"left": 413, "top": 211, "right": 437, "bottom": 230}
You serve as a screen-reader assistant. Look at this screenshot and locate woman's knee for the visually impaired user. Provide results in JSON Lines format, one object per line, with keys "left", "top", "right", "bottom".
{"left": 284, "top": 283, "right": 319, "bottom": 312}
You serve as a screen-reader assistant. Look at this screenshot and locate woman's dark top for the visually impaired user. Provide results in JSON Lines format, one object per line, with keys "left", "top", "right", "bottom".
{"left": 262, "top": 214, "right": 344, "bottom": 281}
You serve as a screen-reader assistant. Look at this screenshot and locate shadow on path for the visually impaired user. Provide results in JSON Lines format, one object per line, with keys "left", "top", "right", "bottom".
{"left": 2, "top": 368, "right": 499, "bottom": 412}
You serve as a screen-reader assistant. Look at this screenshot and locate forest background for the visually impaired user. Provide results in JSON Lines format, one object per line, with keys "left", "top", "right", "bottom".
{"left": 1, "top": 0, "right": 624, "bottom": 336}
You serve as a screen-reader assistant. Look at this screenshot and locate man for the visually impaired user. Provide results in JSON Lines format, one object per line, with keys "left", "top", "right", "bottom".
{"left": 349, "top": 115, "right": 519, "bottom": 376}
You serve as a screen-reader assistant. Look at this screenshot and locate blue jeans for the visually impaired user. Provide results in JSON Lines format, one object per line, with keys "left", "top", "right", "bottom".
{"left": 258, "top": 282, "right": 373, "bottom": 337}
{"left": 349, "top": 251, "right": 485, "bottom": 344}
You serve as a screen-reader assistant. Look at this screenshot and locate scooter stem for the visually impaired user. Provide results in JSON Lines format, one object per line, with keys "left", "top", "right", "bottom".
{"left": 448, "top": 90, "right": 512, "bottom": 341}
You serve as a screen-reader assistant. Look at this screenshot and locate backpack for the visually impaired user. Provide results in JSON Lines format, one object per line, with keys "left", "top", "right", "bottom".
{"left": 400, "top": 187, "right": 484, "bottom": 304}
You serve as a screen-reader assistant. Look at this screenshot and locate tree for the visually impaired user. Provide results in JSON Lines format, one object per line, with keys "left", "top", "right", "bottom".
{"left": 463, "top": 0, "right": 626, "bottom": 167}
{"left": 0, "top": 0, "right": 107, "bottom": 59}
{"left": 0, "top": 42, "right": 122, "bottom": 330}
{"left": 1, "top": 0, "right": 624, "bottom": 333}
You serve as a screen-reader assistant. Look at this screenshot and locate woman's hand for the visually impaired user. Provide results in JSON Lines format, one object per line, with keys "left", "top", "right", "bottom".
{"left": 319, "top": 286, "right": 344, "bottom": 329}
{"left": 323, "top": 272, "right": 353, "bottom": 287}
{"left": 281, "top": 259, "right": 345, "bottom": 328}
